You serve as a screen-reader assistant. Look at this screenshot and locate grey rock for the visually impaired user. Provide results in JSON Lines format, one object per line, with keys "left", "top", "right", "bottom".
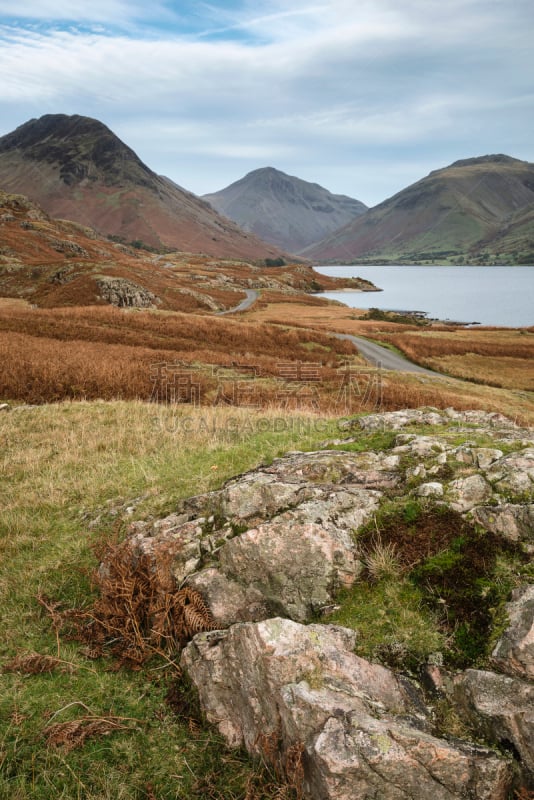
{"left": 187, "top": 567, "right": 270, "bottom": 626}
{"left": 393, "top": 434, "right": 449, "bottom": 457}
{"left": 485, "top": 449, "right": 534, "bottom": 494}
{"left": 182, "top": 618, "right": 512, "bottom": 800}
{"left": 471, "top": 504, "right": 534, "bottom": 546}
{"left": 491, "top": 584, "right": 534, "bottom": 680}
{"left": 454, "top": 668, "right": 534, "bottom": 778}
{"left": 96, "top": 276, "right": 159, "bottom": 308}
{"left": 218, "top": 521, "right": 360, "bottom": 622}
{"left": 448, "top": 474, "right": 492, "bottom": 511}
{"left": 416, "top": 481, "right": 444, "bottom": 498}
{"left": 473, "top": 448, "right": 504, "bottom": 469}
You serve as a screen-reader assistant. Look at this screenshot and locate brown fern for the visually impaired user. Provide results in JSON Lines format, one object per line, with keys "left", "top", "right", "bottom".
{"left": 43, "top": 715, "right": 133, "bottom": 752}
{"left": 3, "top": 652, "right": 74, "bottom": 675}
{"left": 515, "top": 789, "right": 534, "bottom": 800}
{"left": 56, "top": 537, "right": 218, "bottom": 670}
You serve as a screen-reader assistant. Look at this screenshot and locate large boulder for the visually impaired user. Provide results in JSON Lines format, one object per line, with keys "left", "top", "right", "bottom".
{"left": 96, "top": 276, "right": 159, "bottom": 308}
{"left": 454, "top": 668, "right": 534, "bottom": 779}
{"left": 182, "top": 618, "right": 512, "bottom": 800}
{"left": 216, "top": 521, "right": 359, "bottom": 622}
{"left": 448, "top": 474, "right": 493, "bottom": 512}
{"left": 485, "top": 449, "right": 534, "bottom": 494}
{"left": 471, "top": 505, "right": 534, "bottom": 549}
{"left": 491, "top": 585, "right": 534, "bottom": 680}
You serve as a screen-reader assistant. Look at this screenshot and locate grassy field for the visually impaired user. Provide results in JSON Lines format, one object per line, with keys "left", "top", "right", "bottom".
{"left": 2, "top": 300, "right": 533, "bottom": 424}
{"left": 0, "top": 401, "right": 347, "bottom": 800}
{"left": 2, "top": 400, "right": 533, "bottom": 798}
{"left": 246, "top": 300, "right": 534, "bottom": 424}
{"left": 1, "top": 283, "right": 533, "bottom": 798}
{"left": 364, "top": 327, "right": 534, "bottom": 391}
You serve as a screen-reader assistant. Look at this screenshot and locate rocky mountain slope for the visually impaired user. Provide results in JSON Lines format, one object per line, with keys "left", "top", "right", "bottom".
{"left": 0, "top": 114, "right": 287, "bottom": 260}
{"left": 203, "top": 167, "right": 367, "bottom": 253}
{"left": 92, "top": 407, "right": 534, "bottom": 799}
{"left": 303, "top": 155, "right": 534, "bottom": 264}
{"left": 0, "top": 189, "right": 346, "bottom": 310}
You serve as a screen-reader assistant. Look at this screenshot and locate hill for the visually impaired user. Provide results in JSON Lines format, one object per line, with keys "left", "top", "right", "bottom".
{"left": 0, "top": 189, "right": 359, "bottom": 311}
{"left": 303, "top": 155, "right": 534, "bottom": 264}
{"left": 0, "top": 114, "right": 287, "bottom": 260}
{"left": 203, "top": 166, "right": 367, "bottom": 253}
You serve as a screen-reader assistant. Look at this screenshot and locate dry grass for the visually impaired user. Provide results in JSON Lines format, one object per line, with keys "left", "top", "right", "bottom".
{"left": 245, "top": 302, "right": 534, "bottom": 423}
{"left": 371, "top": 328, "right": 534, "bottom": 391}
{"left": 2, "top": 293, "right": 532, "bottom": 421}
{"left": 0, "top": 304, "right": 357, "bottom": 405}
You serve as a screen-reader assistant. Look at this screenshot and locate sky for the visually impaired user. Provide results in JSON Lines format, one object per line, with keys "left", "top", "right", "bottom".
{"left": 0, "top": 0, "right": 533, "bottom": 207}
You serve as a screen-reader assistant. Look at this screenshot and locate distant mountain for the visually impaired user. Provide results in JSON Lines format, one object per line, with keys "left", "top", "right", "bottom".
{"left": 0, "top": 115, "right": 287, "bottom": 261}
{"left": 303, "top": 155, "right": 534, "bottom": 264}
{"left": 203, "top": 167, "right": 367, "bottom": 253}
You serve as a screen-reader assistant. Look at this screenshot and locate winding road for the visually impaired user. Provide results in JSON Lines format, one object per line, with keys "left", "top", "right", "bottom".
{"left": 217, "top": 289, "right": 259, "bottom": 316}
{"left": 331, "top": 332, "right": 438, "bottom": 375}
{"left": 216, "top": 289, "right": 438, "bottom": 375}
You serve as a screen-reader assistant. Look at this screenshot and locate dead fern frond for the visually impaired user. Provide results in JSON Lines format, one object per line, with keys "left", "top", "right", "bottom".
{"left": 2, "top": 652, "right": 74, "bottom": 675}
{"left": 10, "top": 710, "right": 27, "bottom": 726}
{"left": 58, "top": 537, "right": 218, "bottom": 670}
{"left": 253, "top": 731, "right": 305, "bottom": 800}
{"left": 43, "top": 715, "right": 134, "bottom": 752}
{"left": 284, "top": 742, "right": 305, "bottom": 800}
{"left": 515, "top": 789, "right": 534, "bottom": 800}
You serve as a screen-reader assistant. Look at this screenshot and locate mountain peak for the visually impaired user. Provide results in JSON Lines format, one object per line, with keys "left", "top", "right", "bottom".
{"left": 305, "top": 153, "right": 534, "bottom": 262}
{"left": 0, "top": 113, "right": 152, "bottom": 189}
{"left": 447, "top": 154, "right": 524, "bottom": 170}
{"left": 0, "top": 115, "right": 287, "bottom": 259}
{"left": 203, "top": 168, "right": 367, "bottom": 253}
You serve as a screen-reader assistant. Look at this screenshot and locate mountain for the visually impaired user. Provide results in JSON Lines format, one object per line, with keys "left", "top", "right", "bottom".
{"left": 203, "top": 167, "right": 367, "bottom": 253}
{"left": 0, "top": 114, "right": 287, "bottom": 261}
{"left": 303, "top": 155, "right": 534, "bottom": 264}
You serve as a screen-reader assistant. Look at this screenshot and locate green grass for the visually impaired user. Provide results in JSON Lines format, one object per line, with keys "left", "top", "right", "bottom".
{"left": 329, "top": 579, "right": 445, "bottom": 672}
{"left": 1, "top": 400, "right": 532, "bottom": 796}
{"left": 0, "top": 400, "right": 339, "bottom": 800}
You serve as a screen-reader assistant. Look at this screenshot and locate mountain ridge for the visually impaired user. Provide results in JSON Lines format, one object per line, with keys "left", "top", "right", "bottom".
{"left": 302, "top": 154, "right": 534, "bottom": 264}
{"left": 203, "top": 166, "right": 367, "bottom": 253}
{"left": 0, "top": 114, "right": 288, "bottom": 261}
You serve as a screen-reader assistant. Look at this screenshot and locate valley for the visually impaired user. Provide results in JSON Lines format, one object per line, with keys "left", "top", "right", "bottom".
{"left": 1, "top": 113, "right": 533, "bottom": 800}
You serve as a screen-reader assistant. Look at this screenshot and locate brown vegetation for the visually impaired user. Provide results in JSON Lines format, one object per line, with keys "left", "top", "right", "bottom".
{"left": 43, "top": 715, "right": 136, "bottom": 752}
{"left": 371, "top": 328, "right": 534, "bottom": 390}
{"left": 2, "top": 303, "right": 532, "bottom": 421}
{"left": 58, "top": 538, "right": 218, "bottom": 670}
{"left": 0, "top": 304, "right": 358, "bottom": 405}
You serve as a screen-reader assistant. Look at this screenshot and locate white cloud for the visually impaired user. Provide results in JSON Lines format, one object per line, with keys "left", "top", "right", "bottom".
{"left": 0, "top": 0, "right": 532, "bottom": 204}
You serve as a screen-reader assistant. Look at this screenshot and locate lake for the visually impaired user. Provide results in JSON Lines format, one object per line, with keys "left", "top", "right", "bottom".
{"left": 314, "top": 265, "right": 534, "bottom": 328}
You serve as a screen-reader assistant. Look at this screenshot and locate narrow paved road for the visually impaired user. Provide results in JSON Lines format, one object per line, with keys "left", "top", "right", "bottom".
{"left": 332, "top": 332, "right": 438, "bottom": 375}
{"left": 217, "top": 289, "right": 259, "bottom": 316}
{"left": 217, "top": 292, "right": 438, "bottom": 375}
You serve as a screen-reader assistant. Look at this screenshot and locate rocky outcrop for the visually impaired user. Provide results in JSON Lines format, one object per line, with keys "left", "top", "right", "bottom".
{"left": 491, "top": 585, "right": 534, "bottom": 680}
{"left": 182, "top": 619, "right": 513, "bottom": 800}
{"left": 96, "top": 276, "right": 159, "bottom": 308}
{"left": 124, "top": 450, "right": 386, "bottom": 625}
{"left": 101, "top": 407, "right": 534, "bottom": 798}
{"left": 453, "top": 668, "right": 534, "bottom": 778}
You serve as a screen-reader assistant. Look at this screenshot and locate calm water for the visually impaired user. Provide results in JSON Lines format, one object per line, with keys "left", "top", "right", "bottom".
{"left": 314, "top": 265, "right": 534, "bottom": 327}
